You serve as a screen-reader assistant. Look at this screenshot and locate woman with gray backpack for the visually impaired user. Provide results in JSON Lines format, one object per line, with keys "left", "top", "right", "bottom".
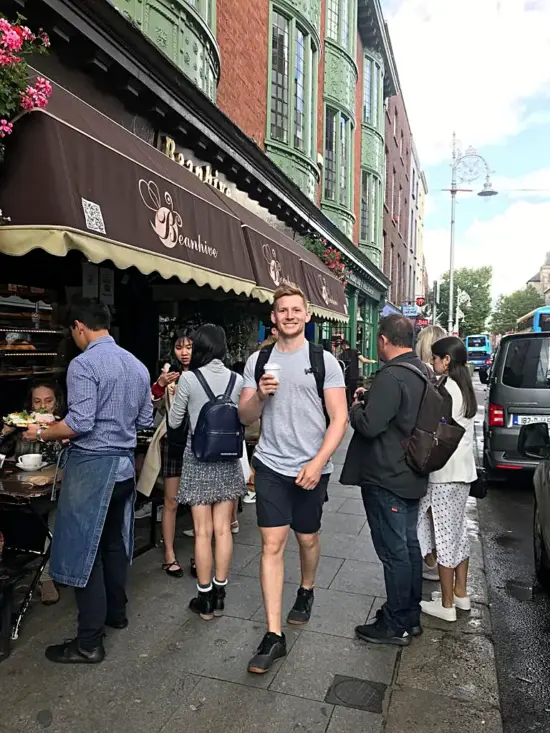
{"left": 169, "top": 324, "right": 247, "bottom": 620}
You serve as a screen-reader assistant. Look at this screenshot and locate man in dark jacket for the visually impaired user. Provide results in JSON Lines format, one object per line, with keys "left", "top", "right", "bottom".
{"left": 341, "top": 314, "right": 429, "bottom": 647}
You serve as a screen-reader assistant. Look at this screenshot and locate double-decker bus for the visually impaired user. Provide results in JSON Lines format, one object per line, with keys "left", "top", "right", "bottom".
{"left": 465, "top": 334, "right": 492, "bottom": 369}
{"left": 516, "top": 306, "right": 550, "bottom": 333}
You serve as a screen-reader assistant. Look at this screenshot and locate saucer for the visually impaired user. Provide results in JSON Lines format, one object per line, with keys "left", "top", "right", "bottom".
{"left": 16, "top": 460, "right": 48, "bottom": 472}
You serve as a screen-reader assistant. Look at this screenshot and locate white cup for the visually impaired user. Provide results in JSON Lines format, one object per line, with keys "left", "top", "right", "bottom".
{"left": 20, "top": 453, "right": 42, "bottom": 469}
{"left": 263, "top": 363, "right": 281, "bottom": 381}
{"left": 0, "top": 454, "right": 5, "bottom": 470}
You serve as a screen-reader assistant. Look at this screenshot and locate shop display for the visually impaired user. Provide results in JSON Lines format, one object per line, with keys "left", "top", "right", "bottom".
{"left": 0, "top": 286, "right": 64, "bottom": 381}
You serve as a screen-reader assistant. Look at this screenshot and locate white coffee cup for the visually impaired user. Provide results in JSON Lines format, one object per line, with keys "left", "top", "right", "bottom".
{"left": 20, "top": 453, "right": 42, "bottom": 469}
{"left": 263, "top": 363, "right": 281, "bottom": 381}
{"left": 0, "top": 453, "right": 5, "bottom": 470}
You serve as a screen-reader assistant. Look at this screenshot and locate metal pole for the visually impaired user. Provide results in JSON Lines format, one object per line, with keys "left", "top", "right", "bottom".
{"left": 432, "top": 280, "right": 437, "bottom": 325}
{"left": 447, "top": 133, "right": 458, "bottom": 335}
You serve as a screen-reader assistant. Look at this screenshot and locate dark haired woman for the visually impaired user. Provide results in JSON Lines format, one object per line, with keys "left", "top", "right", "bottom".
{"left": 417, "top": 337, "right": 477, "bottom": 622}
{"left": 169, "top": 324, "right": 247, "bottom": 620}
{"left": 1, "top": 380, "right": 66, "bottom": 605}
{"left": 138, "top": 331, "right": 192, "bottom": 577}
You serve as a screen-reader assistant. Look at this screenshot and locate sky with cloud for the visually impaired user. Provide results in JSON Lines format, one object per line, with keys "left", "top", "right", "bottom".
{"left": 382, "top": 0, "right": 550, "bottom": 300}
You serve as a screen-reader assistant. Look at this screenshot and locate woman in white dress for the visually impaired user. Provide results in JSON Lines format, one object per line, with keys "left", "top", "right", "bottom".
{"left": 417, "top": 336, "right": 477, "bottom": 622}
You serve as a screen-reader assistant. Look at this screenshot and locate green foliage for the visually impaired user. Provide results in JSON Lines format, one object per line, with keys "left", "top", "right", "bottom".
{"left": 437, "top": 266, "right": 493, "bottom": 336}
{"left": 490, "top": 285, "right": 545, "bottom": 334}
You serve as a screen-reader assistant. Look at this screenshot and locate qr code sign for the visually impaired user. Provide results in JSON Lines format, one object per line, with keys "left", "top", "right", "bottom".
{"left": 81, "top": 198, "right": 106, "bottom": 235}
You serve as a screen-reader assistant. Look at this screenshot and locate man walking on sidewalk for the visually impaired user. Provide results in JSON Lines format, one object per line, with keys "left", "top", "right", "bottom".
{"left": 341, "top": 314, "right": 428, "bottom": 647}
{"left": 240, "top": 285, "right": 348, "bottom": 674}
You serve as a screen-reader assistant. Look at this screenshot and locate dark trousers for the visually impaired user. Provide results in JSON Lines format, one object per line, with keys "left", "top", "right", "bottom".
{"left": 75, "top": 478, "right": 134, "bottom": 648}
{"left": 361, "top": 483, "right": 422, "bottom": 635}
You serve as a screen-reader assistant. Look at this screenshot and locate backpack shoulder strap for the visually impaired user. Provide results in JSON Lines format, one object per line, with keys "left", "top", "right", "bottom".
{"left": 308, "top": 342, "right": 326, "bottom": 403}
{"left": 254, "top": 346, "right": 274, "bottom": 386}
{"left": 193, "top": 369, "right": 216, "bottom": 401}
{"left": 383, "top": 361, "right": 429, "bottom": 383}
{"left": 223, "top": 372, "right": 237, "bottom": 398}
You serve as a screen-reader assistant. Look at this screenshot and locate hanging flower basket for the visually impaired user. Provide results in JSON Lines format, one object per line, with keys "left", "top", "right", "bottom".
{"left": 0, "top": 15, "right": 51, "bottom": 147}
{"left": 303, "top": 236, "right": 349, "bottom": 285}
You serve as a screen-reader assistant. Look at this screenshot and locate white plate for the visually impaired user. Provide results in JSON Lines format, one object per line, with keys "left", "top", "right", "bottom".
{"left": 16, "top": 460, "right": 48, "bottom": 472}
{"left": 512, "top": 415, "right": 550, "bottom": 426}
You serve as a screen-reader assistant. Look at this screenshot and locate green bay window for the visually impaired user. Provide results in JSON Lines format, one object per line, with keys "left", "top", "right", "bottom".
{"left": 360, "top": 170, "right": 381, "bottom": 246}
{"left": 324, "top": 106, "right": 352, "bottom": 210}
{"left": 325, "top": 0, "right": 354, "bottom": 54}
{"left": 362, "top": 56, "right": 382, "bottom": 129}
{"left": 268, "top": 7, "right": 317, "bottom": 159}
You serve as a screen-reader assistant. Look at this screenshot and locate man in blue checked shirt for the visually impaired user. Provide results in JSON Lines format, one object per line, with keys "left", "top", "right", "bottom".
{"left": 25, "top": 298, "right": 153, "bottom": 664}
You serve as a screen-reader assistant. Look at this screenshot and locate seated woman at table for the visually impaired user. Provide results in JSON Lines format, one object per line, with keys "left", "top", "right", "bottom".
{"left": 0, "top": 379, "right": 66, "bottom": 605}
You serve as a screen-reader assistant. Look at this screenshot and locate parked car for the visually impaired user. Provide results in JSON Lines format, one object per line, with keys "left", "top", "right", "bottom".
{"left": 483, "top": 332, "right": 550, "bottom": 481}
{"left": 518, "top": 422, "right": 550, "bottom": 586}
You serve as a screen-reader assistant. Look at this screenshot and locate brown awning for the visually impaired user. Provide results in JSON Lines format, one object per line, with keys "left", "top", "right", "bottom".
{"left": 216, "top": 195, "right": 348, "bottom": 321}
{"left": 0, "top": 79, "right": 347, "bottom": 321}
{"left": 0, "top": 87, "right": 256, "bottom": 297}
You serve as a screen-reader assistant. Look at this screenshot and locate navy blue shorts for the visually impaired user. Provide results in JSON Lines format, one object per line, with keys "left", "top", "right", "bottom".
{"left": 252, "top": 458, "right": 329, "bottom": 535}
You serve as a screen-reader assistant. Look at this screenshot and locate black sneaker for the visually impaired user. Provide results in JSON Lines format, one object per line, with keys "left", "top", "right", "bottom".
{"left": 45, "top": 638, "right": 105, "bottom": 664}
{"left": 189, "top": 590, "right": 214, "bottom": 620}
{"left": 355, "top": 619, "right": 411, "bottom": 647}
{"left": 373, "top": 607, "right": 422, "bottom": 637}
{"left": 212, "top": 583, "right": 226, "bottom": 617}
{"left": 247, "top": 632, "right": 287, "bottom": 674}
{"left": 287, "top": 587, "right": 314, "bottom": 625}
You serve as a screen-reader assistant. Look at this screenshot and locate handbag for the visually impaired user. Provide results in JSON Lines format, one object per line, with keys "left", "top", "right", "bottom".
{"left": 470, "top": 423, "right": 488, "bottom": 499}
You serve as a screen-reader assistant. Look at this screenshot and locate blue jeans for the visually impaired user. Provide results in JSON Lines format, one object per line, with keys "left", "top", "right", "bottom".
{"left": 362, "top": 483, "right": 422, "bottom": 635}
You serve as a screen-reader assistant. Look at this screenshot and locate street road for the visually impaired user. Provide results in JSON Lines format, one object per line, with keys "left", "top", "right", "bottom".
{"left": 475, "top": 380, "right": 550, "bottom": 733}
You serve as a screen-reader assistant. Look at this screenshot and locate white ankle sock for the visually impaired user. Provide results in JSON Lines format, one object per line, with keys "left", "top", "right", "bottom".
{"left": 214, "top": 578, "right": 228, "bottom": 587}
{"left": 197, "top": 583, "right": 212, "bottom": 593}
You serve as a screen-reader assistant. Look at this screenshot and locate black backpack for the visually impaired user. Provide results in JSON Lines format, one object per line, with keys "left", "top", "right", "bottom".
{"left": 191, "top": 370, "right": 244, "bottom": 462}
{"left": 385, "top": 363, "right": 465, "bottom": 476}
{"left": 254, "top": 341, "right": 329, "bottom": 426}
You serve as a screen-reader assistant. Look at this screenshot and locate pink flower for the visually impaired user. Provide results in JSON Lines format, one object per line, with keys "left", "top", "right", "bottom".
{"left": 0, "top": 119, "right": 13, "bottom": 138}
{"left": 2, "top": 27, "right": 23, "bottom": 52}
{"left": 0, "top": 47, "right": 20, "bottom": 66}
{"left": 0, "top": 19, "right": 11, "bottom": 34}
{"left": 39, "top": 30, "right": 50, "bottom": 48}
{"left": 21, "top": 26, "right": 35, "bottom": 41}
{"left": 20, "top": 77, "right": 52, "bottom": 111}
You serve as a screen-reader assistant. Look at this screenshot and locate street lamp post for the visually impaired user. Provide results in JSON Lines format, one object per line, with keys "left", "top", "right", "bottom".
{"left": 444, "top": 133, "right": 497, "bottom": 335}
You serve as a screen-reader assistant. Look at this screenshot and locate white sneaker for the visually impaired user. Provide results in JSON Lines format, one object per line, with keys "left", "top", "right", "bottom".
{"left": 422, "top": 560, "right": 439, "bottom": 582}
{"left": 243, "top": 491, "right": 256, "bottom": 504}
{"left": 431, "top": 590, "right": 471, "bottom": 611}
{"left": 182, "top": 529, "right": 195, "bottom": 538}
{"left": 231, "top": 521, "right": 239, "bottom": 534}
{"left": 421, "top": 599, "right": 457, "bottom": 622}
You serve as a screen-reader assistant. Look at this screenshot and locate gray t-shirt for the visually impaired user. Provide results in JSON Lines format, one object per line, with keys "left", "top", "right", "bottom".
{"left": 243, "top": 342, "right": 345, "bottom": 477}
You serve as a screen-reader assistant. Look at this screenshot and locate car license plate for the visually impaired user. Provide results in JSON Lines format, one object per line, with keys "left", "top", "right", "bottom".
{"left": 512, "top": 415, "right": 550, "bottom": 425}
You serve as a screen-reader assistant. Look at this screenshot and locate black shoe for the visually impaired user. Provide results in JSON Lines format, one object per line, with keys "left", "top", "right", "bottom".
{"left": 287, "top": 587, "right": 314, "bottom": 625}
{"left": 374, "top": 607, "right": 422, "bottom": 637}
{"left": 45, "top": 638, "right": 105, "bottom": 664}
{"left": 212, "top": 583, "right": 226, "bottom": 617}
{"left": 248, "top": 632, "right": 287, "bottom": 674}
{"left": 189, "top": 589, "right": 214, "bottom": 620}
{"left": 355, "top": 620, "right": 411, "bottom": 647}
{"left": 105, "top": 617, "right": 129, "bottom": 630}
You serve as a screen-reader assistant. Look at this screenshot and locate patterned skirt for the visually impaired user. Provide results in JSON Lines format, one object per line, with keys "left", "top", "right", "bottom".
{"left": 177, "top": 440, "right": 247, "bottom": 507}
{"left": 417, "top": 481, "right": 471, "bottom": 569}
{"left": 161, "top": 437, "right": 184, "bottom": 479}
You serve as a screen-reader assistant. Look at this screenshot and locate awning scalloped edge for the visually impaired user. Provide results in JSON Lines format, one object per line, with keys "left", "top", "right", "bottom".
{"left": 0, "top": 226, "right": 257, "bottom": 298}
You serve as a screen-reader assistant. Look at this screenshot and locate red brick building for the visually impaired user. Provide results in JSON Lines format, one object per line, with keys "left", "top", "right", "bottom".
{"left": 383, "top": 93, "right": 413, "bottom": 306}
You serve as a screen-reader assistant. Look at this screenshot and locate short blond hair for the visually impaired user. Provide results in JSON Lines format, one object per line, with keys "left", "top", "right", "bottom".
{"left": 272, "top": 284, "right": 308, "bottom": 310}
{"left": 416, "top": 325, "right": 447, "bottom": 365}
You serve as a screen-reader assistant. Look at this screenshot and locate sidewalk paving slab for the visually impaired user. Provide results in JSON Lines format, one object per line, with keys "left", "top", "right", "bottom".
{"left": 0, "top": 436, "right": 503, "bottom": 733}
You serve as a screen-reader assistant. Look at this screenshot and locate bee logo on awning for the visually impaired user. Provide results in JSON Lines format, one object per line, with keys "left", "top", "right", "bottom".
{"left": 262, "top": 243, "right": 299, "bottom": 289}
{"left": 139, "top": 179, "right": 181, "bottom": 249}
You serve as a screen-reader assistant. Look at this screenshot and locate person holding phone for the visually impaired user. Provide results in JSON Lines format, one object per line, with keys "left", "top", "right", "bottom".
{"left": 150, "top": 331, "right": 193, "bottom": 577}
